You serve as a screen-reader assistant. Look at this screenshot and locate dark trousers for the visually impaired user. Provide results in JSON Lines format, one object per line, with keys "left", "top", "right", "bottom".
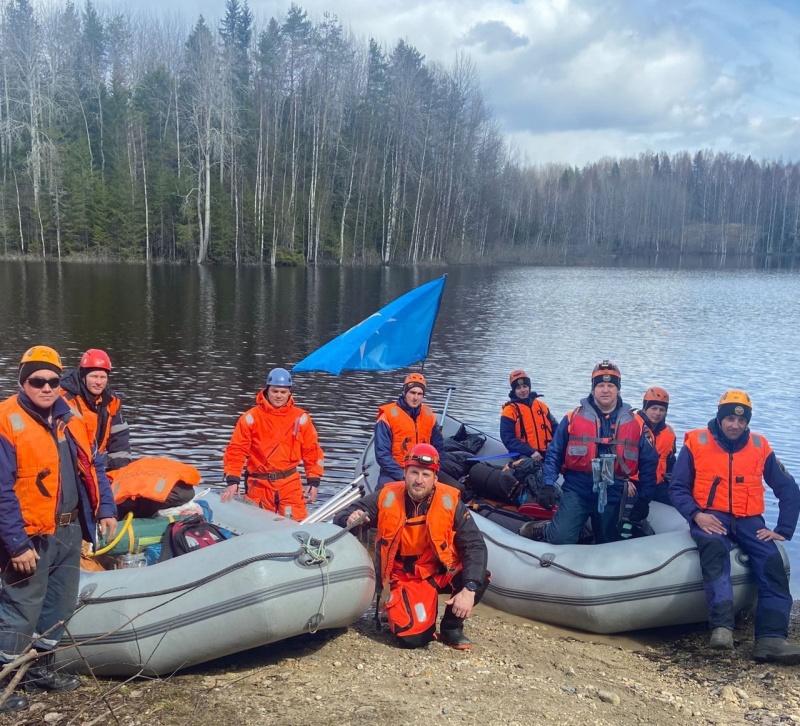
{"left": 691, "top": 512, "right": 791, "bottom": 638}
{"left": 0, "top": 522, "right": 82, "bottom": 662}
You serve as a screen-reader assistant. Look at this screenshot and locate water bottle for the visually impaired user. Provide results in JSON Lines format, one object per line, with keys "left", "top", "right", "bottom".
{"left": 115, "top": 553, "right": 147, "bottom": 569}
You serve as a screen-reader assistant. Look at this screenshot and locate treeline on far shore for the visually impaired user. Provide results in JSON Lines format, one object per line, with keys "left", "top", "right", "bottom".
{"left": 2, "top": 0, "right": 800, "bottom": 267}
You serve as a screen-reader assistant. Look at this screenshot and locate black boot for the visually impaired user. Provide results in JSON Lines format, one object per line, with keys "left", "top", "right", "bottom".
{"left": 518, "top": 519, "right": 548, "bottom": 541}
{"left": 753, "top": 638, "right": 800, "bottom": 665}
{"left": 438, "top": 628, "right": 472, "bottom": 650}
{"left": 0, "top": 677, "right": 29, "bottom": 713}
{"left": 22, "top": 653, "right": 81, "bottom": 693}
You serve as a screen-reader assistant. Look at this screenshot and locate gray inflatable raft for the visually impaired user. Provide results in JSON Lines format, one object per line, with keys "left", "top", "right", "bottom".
{"left": 357, "top": 415, "right": 776, "bottom": 634}
{"left": 56, "top": 490, "right": 375, "bottom": 676}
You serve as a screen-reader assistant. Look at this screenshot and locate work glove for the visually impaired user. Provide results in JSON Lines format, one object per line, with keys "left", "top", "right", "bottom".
{"left": 629, "top": 498, "right": 650, "bottom": 522}
{"left": 537, "top": 486, "right": 557, "bottom": 510}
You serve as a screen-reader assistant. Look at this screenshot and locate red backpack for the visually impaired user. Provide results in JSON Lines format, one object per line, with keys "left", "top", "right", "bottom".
{"left": 158, "top": 515, "right": 227, "bottom": 561}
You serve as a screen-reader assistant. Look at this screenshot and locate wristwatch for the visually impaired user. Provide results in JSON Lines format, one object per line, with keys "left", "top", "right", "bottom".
{"left": 464, "top": 581, "right": 479, "bottom": 593}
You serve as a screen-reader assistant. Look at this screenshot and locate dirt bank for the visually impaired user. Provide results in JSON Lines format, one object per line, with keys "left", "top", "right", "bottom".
{"left": 6, "top": 601, "right": 800, "bottom": 726}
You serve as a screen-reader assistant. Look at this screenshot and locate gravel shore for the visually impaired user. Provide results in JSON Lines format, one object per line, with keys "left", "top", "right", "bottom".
{"left": 7, "top": 600, "right": 800, "bottom": 726}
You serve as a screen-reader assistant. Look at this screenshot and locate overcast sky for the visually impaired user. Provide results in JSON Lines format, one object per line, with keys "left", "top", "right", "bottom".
{"left": 112, "top": 0, "right": 800, "bottom": 167}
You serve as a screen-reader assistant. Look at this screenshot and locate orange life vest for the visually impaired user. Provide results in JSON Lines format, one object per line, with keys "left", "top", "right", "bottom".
{"left": 563, "top": 403, "right": 643, "bottom": 479}
{"left": 107, "top": 457, "right": 202, "bottom": 504}
{"left": 684, "top": 428, "right": 769, "bottom": 517}
{"left": 0, "top": 395, "right": 101, "bottom": 536}
{"left": 376, "top": 402, "right": 438, "bottom": 468}
{"left": 501, "top": 398, "right": 555, "bottom": 454}
{"left": 653, "top": 424, "right": 676, "bottom": 485}
{"left": 62, "top": 389, "right": 121, "bottom": 453}
{"left": 376, "top": 481, "right": 460, "bottom": 585}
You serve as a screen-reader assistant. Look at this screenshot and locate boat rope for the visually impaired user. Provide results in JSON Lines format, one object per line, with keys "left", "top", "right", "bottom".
{"left": 79, "top": 520, "right": 362, "bottom": 605}
{"left": 301, "top": 536, "right": 330, "bottom": 633}
{"left": 480, "top": 531, "right": 697, "bottom": 581}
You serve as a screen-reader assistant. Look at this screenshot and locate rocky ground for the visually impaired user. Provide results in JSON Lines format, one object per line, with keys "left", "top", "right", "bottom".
{"left": 5, "top": 602, "right": 800, "bottom": 726}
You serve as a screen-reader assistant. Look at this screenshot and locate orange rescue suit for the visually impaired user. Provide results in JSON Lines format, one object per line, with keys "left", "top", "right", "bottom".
{"left": 563, "top": 404, "right": 643, "bottom": 478}
{"left": 683, "top": 429, "right": 769, "bottom": 517}
{"left": 501, "top": 398, "right": 555, "bottom": 454}
{"left": 0, "top": 395, "right": 101, "bottom": 536}
{"left": 223, "top": 391, "right": 324, "bottom": 521}
{"left": 377, "top": 402, "right": 438, "bottom": 468}
{"left": 62, "top": 389, "right": 121, "bottom": 454}
{"left": 107, "top": 456, "right": 202, "bottom": 505}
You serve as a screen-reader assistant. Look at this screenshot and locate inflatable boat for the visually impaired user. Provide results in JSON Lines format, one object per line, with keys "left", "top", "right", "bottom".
{"left": 356, "top": 416, "right": 776, "bottom": 634}
{"left": 56, "top": 490, "right": 375, "bottom": 676}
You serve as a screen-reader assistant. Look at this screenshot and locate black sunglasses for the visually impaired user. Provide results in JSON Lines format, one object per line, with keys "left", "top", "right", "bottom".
{"left": 26, "top": 377, "right": 61, "bottom": 389}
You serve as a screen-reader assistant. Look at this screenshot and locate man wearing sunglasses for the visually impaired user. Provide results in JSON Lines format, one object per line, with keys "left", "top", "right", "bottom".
{"left": 519, "top": 360, "right": 658, "bottom": 545}
{"left": 335, "top": 443, "right": 488, "bottom": 651}
{"left": 0, "top": 346, "right": 117, "bottom": 713}
{"left": 501, "top": 369, "right": 559, "bottom": 463}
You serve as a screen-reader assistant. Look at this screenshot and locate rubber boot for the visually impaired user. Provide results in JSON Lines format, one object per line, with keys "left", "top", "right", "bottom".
{"left": 709, "top": 627, "right": 734, "bottom": 650}
{"left": 518, "top": 519, "right": 548, "bottom": 541}
{"left": 438, "top": 628, "right": 472, "bottom": 650}
{"left": 0, "top": 678, "right": 29, "bottom": 713}
{"left": 22, "top": 653, "right": 82, "bottom": 693}
{"left": 752, "top": 638, "right": 800, "bottom": 665}
{"left": 439, "top": 606, "right": 472, "bottom": 650}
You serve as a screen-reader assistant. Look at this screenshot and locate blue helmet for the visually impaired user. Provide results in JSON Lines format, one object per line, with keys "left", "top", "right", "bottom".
{"left": 266, "top": 367, "right": 292, "bottom": 388}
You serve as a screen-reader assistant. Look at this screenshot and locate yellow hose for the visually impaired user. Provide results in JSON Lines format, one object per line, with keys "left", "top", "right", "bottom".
{"left": 91, "top": 512, "right": 134, "bottom": 556}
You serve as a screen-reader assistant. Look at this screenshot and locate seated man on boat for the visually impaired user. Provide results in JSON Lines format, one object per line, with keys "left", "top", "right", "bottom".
{"left": 374, "top": 372, "right": 446, "bottom": 488}
{"left": 669, "top": 390, "right": 800, "bottom": 663}
{"left": 500, "top": 368, "right": 559, "bottom": 463}
{"left": 60, "top": 348, "right": 132, "bottom": 472}
{"left": 519, "top": 360, "right": 658, "bottom": 545}
{"left": 636, "top": 386, "right": 676, "bottom": 506}
{"left": 221, "top": 367, "right": 323, "bottom": 521}
{"left": 0, "top": 346, "right": 117, "bottom": 714}
{"left": 335, "top": 443, "right": 488, "bottom": 651}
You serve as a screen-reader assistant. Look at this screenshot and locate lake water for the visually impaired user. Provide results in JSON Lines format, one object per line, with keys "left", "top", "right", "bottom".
{"left": 0, "top": 261, "right": 798, "bottom": 593}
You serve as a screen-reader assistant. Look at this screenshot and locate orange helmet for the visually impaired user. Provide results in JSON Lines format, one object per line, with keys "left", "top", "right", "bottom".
{"left": 509, "top": 369, "right": 530, "bottom": 388}
{"left": 80, "top": 348, "right": 112, "bottom": 371}
{"left": 642, "top": 386, "right": 669, "bottom": 410}
{"left": 404, "top": 443, "right": 440, "bottom": 472}
{"left": 717, "top": 389, "right": 752, "bottom": 423}
{"left": 403, "top": 372, "right": 427, "bottom": 393}
{"left": 19, "top": 345, "right": 62, "bottom": 384}
{"left": 591, "top": 359, "right": 621, "bottom": 389}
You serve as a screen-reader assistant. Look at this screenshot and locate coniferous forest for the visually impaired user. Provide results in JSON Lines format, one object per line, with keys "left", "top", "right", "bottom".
{"left": 1, "top": 0, "right": 799, "bottom": 265}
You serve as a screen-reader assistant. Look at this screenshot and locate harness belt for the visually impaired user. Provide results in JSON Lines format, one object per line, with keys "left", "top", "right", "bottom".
{"left": 248, "top": 467, "right": 298, "bottom": 483}
{"left": 56, "top": 509, "right": 79, "bottom": 526}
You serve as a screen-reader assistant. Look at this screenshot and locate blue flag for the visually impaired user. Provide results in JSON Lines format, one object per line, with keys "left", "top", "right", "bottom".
{"left": 293, "top": 275, "right": 447, "bottom": 375}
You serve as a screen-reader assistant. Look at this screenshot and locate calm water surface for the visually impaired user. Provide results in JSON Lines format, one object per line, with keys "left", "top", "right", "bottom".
{"left": 1, "top": 261, "right": 798, "bottom": 593}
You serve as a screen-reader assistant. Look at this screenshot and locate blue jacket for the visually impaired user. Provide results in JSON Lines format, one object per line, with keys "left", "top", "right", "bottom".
{"left": 542, "top": 395, "right": 658, "bottom": 505}
{"left": 374, "top": 395, "right": 445, "bottom": 485}
{"left": 499, "top": 390, "right": 559, "bottom": 458}
{"left": 0, "top": 393, "right": 117, "bottom": 555}
{"left": 669, "top": 419, "right": 800, "bottom": 540}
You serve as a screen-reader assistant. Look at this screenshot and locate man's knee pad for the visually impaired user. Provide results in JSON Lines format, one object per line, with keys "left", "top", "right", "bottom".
{"left": 763, "top": 553, "right": 791, "bottom": 595}
{"left": 695, "top": 536, "right": 728, "bottom": 582}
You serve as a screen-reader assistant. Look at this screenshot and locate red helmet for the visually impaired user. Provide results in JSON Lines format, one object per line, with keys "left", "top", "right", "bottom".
{"left": 403, "top": 372, "right": 427, "bottom": 392}
{"left": 404, "top": 443, "right": 440, "bottom": 472}
{"left": 80, "top": 348, "right": 112, "bottom": 371}
{"left": 643, "top": 386, "right": 669, "bottom": 409}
